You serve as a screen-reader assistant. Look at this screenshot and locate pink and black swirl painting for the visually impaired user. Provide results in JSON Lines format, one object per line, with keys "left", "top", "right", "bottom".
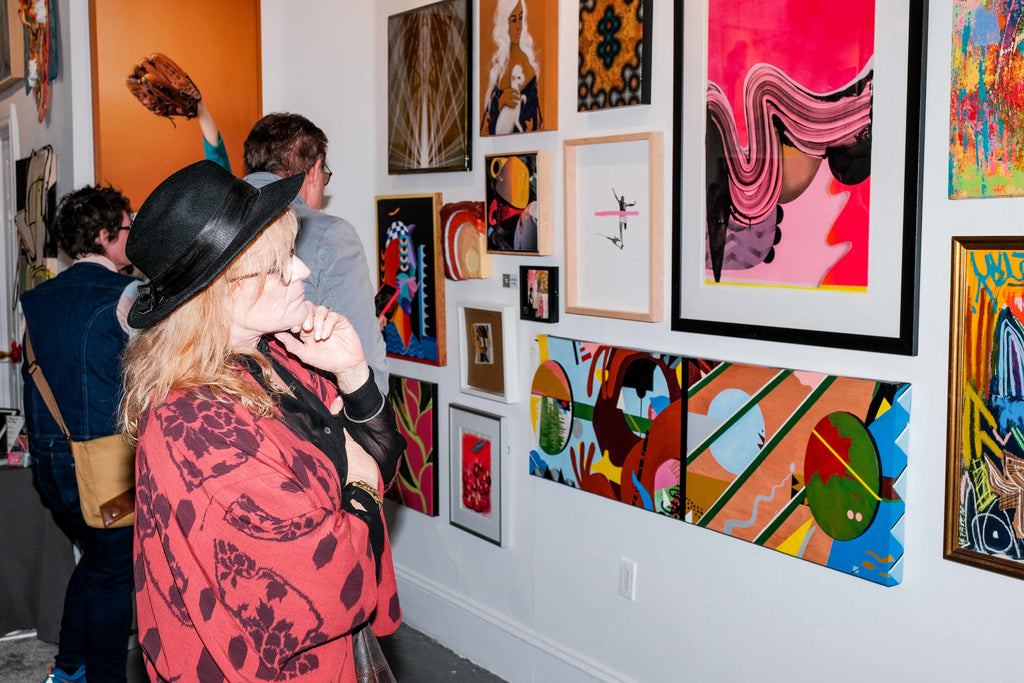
{"left": 706, "top": 1, "right": 874, "bottom": 290}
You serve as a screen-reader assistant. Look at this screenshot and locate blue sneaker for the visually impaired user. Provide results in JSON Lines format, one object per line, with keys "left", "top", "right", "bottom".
{"left": 42, "top": 665, "right": 86, "bottom": 683}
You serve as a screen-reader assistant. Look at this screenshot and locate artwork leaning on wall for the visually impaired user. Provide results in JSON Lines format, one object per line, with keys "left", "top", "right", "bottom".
{"left": 529, "top": 335, "right": 910, "bottom": 586}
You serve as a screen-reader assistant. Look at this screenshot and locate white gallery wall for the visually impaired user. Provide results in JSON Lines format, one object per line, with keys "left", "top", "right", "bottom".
{"left": 257, "top": 1, "right": 1022, "bottom": 681}
{"left": 40, "top": 0, "right": 1020, "bottom": 680}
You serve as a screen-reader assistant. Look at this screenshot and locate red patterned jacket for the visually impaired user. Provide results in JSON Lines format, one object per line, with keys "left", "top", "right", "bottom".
{"left": 134, "top": 341, "right": 402, "bottom": 682}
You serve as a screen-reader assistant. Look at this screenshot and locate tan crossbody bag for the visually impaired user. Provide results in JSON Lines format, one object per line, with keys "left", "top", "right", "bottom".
{"left": 25, "top": 331, "right": 135, "bottom": 528}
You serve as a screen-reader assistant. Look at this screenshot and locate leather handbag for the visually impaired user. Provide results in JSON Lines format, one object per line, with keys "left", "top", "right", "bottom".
{"left": 351, "top": 623, "right": 395, "bottom": 682}
{"left": 25, "top": 331, "right": 135, "bottom": 529}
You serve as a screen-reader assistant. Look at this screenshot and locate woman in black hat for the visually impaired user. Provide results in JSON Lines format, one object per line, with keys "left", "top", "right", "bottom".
{"left": 120, "top": 161, "right": 402, "bottom": 682}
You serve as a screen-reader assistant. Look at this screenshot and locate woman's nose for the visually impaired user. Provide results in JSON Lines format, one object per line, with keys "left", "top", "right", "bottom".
{"left": 293, "top": 254, "right": 312, "bottom": 281}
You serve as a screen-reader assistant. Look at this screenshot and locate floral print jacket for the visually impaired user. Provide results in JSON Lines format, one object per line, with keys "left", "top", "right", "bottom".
{"left": 134, "top": 340, "right": 403, "bottom": 682}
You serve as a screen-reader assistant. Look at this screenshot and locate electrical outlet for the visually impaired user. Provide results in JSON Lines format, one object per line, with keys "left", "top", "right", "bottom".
{"left": 619, "top": 557, "right": 637, "bottom": 601}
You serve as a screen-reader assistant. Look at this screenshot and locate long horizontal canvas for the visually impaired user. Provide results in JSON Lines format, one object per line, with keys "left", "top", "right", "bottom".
{"left": 529, "top": 335, "right": 910, "bottom": 585}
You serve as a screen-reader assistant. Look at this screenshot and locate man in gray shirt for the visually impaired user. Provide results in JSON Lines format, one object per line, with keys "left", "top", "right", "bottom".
{"left": 243, "top": 113, "right": 389, "bottom": 393}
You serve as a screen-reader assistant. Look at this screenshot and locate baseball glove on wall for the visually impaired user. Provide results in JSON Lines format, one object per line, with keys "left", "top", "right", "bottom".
{"left": 125, "top": 53, "right": 201, "bottom": 122}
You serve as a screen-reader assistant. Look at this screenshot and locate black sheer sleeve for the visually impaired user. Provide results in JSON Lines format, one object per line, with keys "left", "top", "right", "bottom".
{"left": 336, "top": 370, "right": 404, "bottom": 490}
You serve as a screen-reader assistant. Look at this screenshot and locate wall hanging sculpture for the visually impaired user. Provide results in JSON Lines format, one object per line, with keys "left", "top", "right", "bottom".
{"left": 376, "top": 193, "right": 447, "bottom": 366}
{"left": 950, "top": 1, "right": 1024, "bottom": 198}
{"left": 387, "top": 0, "right": 471, "bottom": 174}
{"left": 530, "top": 334, "right": 911, "bottom": 585}
{"left": 578, "top": 0, "right": 652, "bottom": 110}
{"left": 441, "top": 201, "right": 490, "bottom": 280}
{"left": 479, "top": 0, "right": 558, "bottom": 136}
{"left": 672, "top": 0, "right": 926, "bottom": 354}
{"left": 386, "top": 375, "right": 439, "bottom": 517}
{"left": 946, "top": 238, "right": 1024, "bottom": 580}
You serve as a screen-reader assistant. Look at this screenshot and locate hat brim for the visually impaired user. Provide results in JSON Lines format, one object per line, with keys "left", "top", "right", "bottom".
{"left": 127, "top": 172, "right": 304, "bottom": 328}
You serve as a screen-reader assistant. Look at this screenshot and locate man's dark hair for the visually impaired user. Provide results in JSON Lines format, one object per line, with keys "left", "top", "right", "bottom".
{"left": 243, "top": 113, "right": 328, "bottom": 177}
{"left": 52, "top": 185, "right": 131, "bottom": 258}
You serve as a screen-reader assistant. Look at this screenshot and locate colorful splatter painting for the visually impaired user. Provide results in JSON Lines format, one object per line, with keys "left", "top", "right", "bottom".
{"left": 376, "top": 194, "right": 447, "bottom": 366}
{"left": 578, "top": 0, "right": 652, "bottom": 110}
{"left": 529, "top": 335, "right": 689, "bottom": 518}
{"left": 529, "top": 334, "right": 911, "bottom": 585}
{"left": 687, "top": 363, "right": 909, "bottom": 586}
{"left": 950, "top": 2, "right": 1024, "bottom": 198}
{"left": 946, "top": 239, "right": 1024, "bottom": 579}
{"left": 386, "top": 376, "right": 439, "bottom": 516}
{"left": 387, "top": 0, "right": 471, "bottom": 173}
{"left": 706, "top": 0, "right": 874, "bottom": 289}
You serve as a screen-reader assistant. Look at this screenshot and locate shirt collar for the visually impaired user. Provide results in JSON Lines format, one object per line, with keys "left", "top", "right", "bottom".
{"left": 76, "top": 253, "right": 119, "bottom": 272}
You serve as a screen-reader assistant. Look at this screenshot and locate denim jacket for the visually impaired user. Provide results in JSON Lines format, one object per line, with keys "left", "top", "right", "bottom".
{"left": 21, "top": 262, "right": 136, "bottom": 452}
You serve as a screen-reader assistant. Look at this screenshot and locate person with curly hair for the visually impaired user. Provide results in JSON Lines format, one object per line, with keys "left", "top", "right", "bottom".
{"left": 20, "top": 184, "right": 137, "bottom": 683}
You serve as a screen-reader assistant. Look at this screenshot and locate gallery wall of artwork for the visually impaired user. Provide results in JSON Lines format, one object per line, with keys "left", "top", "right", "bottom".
{"left": 251, "top": 0, "right": 1024, "bottom": 679}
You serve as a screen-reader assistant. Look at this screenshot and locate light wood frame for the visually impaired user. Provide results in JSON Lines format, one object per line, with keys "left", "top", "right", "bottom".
{"left": 483, "top": 150, "right": 554, "bottom": 255}
{"left": 0, "top": 1, "right": 25, "bottom": 92}
{"left": 564, "top": 132, "right": 663, "bottom": 321}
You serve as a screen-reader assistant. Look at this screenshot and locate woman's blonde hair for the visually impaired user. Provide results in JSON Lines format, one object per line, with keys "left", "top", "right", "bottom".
{"left": 120, "top": 209, "right": 298, "bottom": 442}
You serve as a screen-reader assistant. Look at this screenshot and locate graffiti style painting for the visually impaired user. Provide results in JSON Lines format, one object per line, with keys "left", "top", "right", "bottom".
{"left": 450, "top": 406, "right": 504, "bottom": 545}
{"left": 441, "top": 202, "right": 490, "bottom": 280}
{"left": 386, "top": 376, "right": 439, "bottom": 517}
{"left": 376, "top": 194, "right": 447, "bottom": 366}
{"left": 705, "top": 0, "right": 874, "bottom": 290}
{"left": 946, "top": 238, "right": 1024, "bottom": 580}
{"left": 387, "top": 0, "right": 471, "bottom": 173}
{"left": 479, "top": 0, "right": 558, "bottom": 136}
{"left": 578, "top": 0, "right": 652, "bottom": 110}
{"left": 484, "top": 151, "right": 553, "bottom": 254}
{"left": 950, "top": 1, "right": 1024, "bottom": 198}
{"left": 687, "top": 363, "right": 909, "bottom": 586}
{"left": 529, "top": 335, "right": 689, "bottom": 519}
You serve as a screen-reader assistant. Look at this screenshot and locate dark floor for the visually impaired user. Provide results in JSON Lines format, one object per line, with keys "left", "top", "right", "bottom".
{"left": 0, "top": 624, "right": 505, "bottom": 682}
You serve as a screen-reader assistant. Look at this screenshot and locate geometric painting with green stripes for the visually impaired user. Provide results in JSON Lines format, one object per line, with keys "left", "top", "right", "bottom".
{"left": 529, "top": 334, "right": 909, "bottom": 586}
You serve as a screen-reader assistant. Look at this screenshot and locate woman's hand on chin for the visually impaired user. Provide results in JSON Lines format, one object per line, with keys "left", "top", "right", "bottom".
{"left": 274, "top": 303, "right": 370, "bottom": 390}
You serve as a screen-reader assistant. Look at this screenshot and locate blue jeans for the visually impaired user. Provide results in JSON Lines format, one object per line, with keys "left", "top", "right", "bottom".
{"left": 31, "top": 440, "right": 133, "bottom": 683}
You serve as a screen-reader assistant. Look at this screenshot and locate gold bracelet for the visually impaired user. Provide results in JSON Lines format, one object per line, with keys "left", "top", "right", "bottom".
{"left": 347, "top": 480, "right": 383, "bottom": 509}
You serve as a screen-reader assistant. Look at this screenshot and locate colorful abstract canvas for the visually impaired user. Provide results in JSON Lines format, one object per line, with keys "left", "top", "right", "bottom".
{"left": 946, "top": 240, "right": 1024, "bottom": 578}
{"left": 480, "top": 0, "right": 558, "bottom": 136}
{"left": 386, "top": 376, "right": 439, "bottom": 517}
{"left": 387, "top": 0, "right": 471, "bottom": 173}
{"left": 705, "top": 0, "right": 874, "bottom": 290}
{"left": 687, "top": 363, "right": 909, "bottom": 586}
{"left": 484, "top": 151, "right": 553, "bottom": 254}
{"left": 529, "top": 335, "right": 911, "bottom": 585}
{"left": 578, "top": 0, "right": 652, "bottom": 110}
{"left": 519, "top": 265, "right": 558, "bottom": 322}
{"left": 950, "top": 2, "right": 1024, "bottom": 198}
{"left": 529, "top": 335, "right": 688, "bottom": 518}
{"left": 376, "top": 194, "right": 447, "bottom": 366}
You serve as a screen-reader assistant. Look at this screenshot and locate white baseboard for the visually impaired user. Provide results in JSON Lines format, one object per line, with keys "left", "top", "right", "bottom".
{"left": 394, "top": 564, "right": 633, "bottom": 683}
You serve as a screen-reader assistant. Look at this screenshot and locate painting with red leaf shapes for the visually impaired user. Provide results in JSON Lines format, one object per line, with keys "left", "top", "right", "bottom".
{"left": 385, "top": 376, "right": 439, "bottom": 516}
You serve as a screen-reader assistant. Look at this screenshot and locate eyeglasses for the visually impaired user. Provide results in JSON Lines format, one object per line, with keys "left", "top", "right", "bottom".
{"left": 229, "top": 250, "right": 295, "bottom": 284}
{"left": 321, "top": 161, "right": 332, "bottom": 186}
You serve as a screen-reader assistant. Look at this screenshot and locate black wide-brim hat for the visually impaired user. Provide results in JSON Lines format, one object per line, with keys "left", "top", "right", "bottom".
{"left": 126, "top": 160, "right": 303, "bottom": 328}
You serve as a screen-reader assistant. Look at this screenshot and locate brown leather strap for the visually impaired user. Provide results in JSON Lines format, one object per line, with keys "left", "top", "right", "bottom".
{"left": 23, "top": 329, "right": 72, "bottom": 439}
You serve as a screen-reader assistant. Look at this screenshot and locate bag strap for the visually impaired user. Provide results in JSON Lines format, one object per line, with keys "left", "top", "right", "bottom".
{"left": 23, "top": 329, "right": 72, "bottom": 440}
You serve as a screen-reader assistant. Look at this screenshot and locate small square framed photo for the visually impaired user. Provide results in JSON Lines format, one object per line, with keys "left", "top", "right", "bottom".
{"left": 519, "top": 266, "right": 559, "bottom": 323}
{"left": 449, "top": 405, "right": 505, "bottom": 545}
{"left": 457, "top": 302, "right": 518, "bottom": 402}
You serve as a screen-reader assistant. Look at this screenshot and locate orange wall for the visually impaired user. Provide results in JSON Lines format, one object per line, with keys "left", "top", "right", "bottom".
{"left": 90, "top": 0, "right": 261, "bottom": 209}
